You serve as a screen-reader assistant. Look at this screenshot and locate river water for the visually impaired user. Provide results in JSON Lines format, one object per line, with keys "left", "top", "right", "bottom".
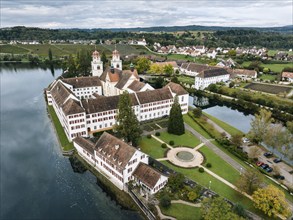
{"left": 0, "top": 65, "right": 142, "bottom": 220}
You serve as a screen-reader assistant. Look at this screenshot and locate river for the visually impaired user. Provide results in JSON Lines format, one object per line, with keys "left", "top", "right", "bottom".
{"left": 0, "top": 64, "right": 142, "bottom": 220}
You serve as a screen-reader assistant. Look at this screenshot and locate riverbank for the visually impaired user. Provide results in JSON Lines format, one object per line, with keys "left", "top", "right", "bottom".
{"left": 74, "top": 153, "right": 144, "bottom": 215}
{"left": 47, "top": 105, "right": 74, "bottom": 154}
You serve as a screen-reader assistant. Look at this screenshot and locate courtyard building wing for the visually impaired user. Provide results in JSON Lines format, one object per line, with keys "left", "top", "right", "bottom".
{"left": 135, "top": 87, "right": 173, "bottom": 104}
{"left": 165, "top": 82, "right": 188, "bottom": 95}
{"left": 61, "top": 76, "right": 102, "bottom": 88}
{"left": 73, "top": 136, "right": 95, "bottom": 155}
{"left": 62, "top": 99, "right": 84, "bottom": 116}
{"left": 94, "top": 132, "right": 136, "bottom": 169}
{"left": 132, "top": 163, "right": 163, "bottom": 189}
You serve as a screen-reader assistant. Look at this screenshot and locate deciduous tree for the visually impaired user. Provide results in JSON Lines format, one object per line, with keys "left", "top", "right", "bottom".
{"left": 252, "top": 185, "right": 291, "bottom": 218}
{"left": 115, "top": 91, "right": 142, "bottom": 147}
{"left": 136, "top": 57, "right": 151, "bottom": 74}
{"left": 192, "top": 107, "right": 202, "bottom": 118}
{"left": 201, "top": 197, "right": 245, "bottom": 220}
{"left": 230, "top": 134, "right": 242, "bottom": 147}
{"left": 236, "top": 169, "right": 263, "bottom": 195}
{"left": 248, "top": 146, "right": 262, "bottom": 160}
{"left": 247, "top": 109, "right": 273, "bottom": 144}
{"left": 168, "top": 96, "right": 185, "bottom": 135}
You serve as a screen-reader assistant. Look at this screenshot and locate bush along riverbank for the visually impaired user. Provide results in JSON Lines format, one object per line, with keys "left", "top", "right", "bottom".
{"left": 73, "top": 153, "right": 143, "bottom": 214}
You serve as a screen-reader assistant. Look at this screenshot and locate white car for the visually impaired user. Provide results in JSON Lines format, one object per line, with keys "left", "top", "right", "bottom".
{"left": 242, "top": 137, "right": 250, "bottom": 143}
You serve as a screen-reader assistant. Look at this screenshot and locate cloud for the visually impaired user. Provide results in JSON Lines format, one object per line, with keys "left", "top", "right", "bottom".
{"left": 1, "top": 0, "right": 292, "bottom": 28}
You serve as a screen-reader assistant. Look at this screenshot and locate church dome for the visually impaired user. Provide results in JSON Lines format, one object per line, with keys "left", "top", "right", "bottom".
{"left": 92, "top": 50, "right": 100, "bottom": 57}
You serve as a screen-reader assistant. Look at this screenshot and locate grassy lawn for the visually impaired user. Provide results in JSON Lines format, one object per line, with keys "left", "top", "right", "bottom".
{"left": 139, "top": 136, "right": 166, "bottom": 159}
{"left": 203, "top": 112, "right": 243, "bottom": 136}
{"left": 159, "top": 161, "right": 265, "bottom": 216}
{"left": 242, "top": 61, "right": 292, "bottom": 73}
{"left": 259, "top": 74, "right": 277, "bottom": 81}
{"left": 159, "top": 131, "right": 200, "bottom": 147}
{"left": 47, "top": 105, "right": 74, "bottom": 151}
{"left": 200, "top": 146, "right": 240, "bottom": 184}
{"left": 183, "top": 114, "right": 211, "bottom": 139}
{"left": 160, "top": 203, "right": 202, "bottom": 220}
{"left": 177, "top": 75, "right": 195, "bottom": 85}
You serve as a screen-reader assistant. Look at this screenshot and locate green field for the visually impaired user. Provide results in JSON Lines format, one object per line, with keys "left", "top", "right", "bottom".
{"left": 268, "top": 50, "right": 293, "bottom": 56}
{"left": 203, "top": 112, "right": 243, "bottom": 136}
{"left": 47, "top": 105, "right": 74, "bottom": 151}
{"left": 159, "top": 131, "right": 200, "bottom": 147}
{"left": 259, "top": 74, "right": 277, "bottom": 81}
{"left": 177, "top": 75, "right": 195, "bottom": 85}
{"left": 160, "top": 203, "right": 202, "bottom": 220}
{"left": 183, "top": 114, "right": 212, "bottom": 139}
{"left": 242, "top": 61, "right": 292, "bottom": 73}
{"left": 200, "top": 146, "right": 240, "bottom": 184}
{"left": 0, "top": 44, "right": 150, "bottom": 58}
{"left": 139, "top": 136, "right": 166, "bottom": 158}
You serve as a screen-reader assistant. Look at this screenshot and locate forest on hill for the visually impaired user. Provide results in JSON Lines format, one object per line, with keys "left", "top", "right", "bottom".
{"left": 1, "top": 26, "right": 292, "bottom": 49}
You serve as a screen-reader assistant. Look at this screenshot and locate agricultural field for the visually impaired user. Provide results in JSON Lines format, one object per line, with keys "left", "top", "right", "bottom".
{"left": 244, "top": 83, "right": 292, "bottom": 94}
{"left": 268, "top": 50, "right": 293, "bottom": 56}
{"left": 0, "top": 44, "right": 150, "bottom": 58}
{"left": 242, "top": 61, "right": 292, "bottom": 73}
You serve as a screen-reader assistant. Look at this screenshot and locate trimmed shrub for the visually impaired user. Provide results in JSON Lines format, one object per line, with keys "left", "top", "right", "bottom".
{"left": 147, "top": 134, "right": 152, "bottom": 139}
{"left": 161, "top": 143, "right": 167, "bottom": 148}
{"left": 169, "top": 140, "right": 174, "bottom": 146}
{"left": 206, "top": 163, "right": 212, "bottom": 168}
{"left": 198, "top": 167, "right": 204, "bottom": 173}
{"left": 155, "top": 132, "right": 160, "bottom": 136}
{"left": 160, "top": 194, "right": 171, "bottom": 208}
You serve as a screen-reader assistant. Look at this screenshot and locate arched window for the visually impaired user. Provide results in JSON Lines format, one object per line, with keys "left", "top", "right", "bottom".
{"left": 97, "top": 66, "right": 100, "bottom": 70}
{"left": 116, "top": 64, "right": 119, "bottom": 68}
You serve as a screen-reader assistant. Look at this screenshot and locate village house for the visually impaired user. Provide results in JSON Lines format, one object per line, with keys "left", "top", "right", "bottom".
{"left": 228, "top": 69, "right": 257, "bottom": 80}
{"left": 281, "top": 72, "right": 293, "bottom": 83}
{"left": 73, "top": 132, "right": 168, "bottom": 193}
{"left": 216, "top": 58, "right": 236, "bottom": 68}
{"left": 194, "top": 68, "right": 230, "bottom": 90}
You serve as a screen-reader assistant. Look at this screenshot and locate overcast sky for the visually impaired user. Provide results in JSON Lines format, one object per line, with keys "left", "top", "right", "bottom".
{"left": 1, "top": 0, "right": 292, "bottom": 29}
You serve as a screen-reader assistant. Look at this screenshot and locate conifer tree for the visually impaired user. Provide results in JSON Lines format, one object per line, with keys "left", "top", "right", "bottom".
{"left": 116, "top": 91, "right": 142, "bottom": 147}
{"left": 168, "top": 96, "right": 185, "bottom": 135}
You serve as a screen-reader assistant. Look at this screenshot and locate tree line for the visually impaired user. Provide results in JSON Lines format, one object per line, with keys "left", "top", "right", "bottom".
{"left": 1, "top": 26, "right": 292, "bottom": 49}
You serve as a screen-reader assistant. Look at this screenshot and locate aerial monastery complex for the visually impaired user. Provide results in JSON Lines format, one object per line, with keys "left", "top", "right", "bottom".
{"left": 46, "top": 49, "right": 189, "bottom": 142}
{"left": 46, "top": 49, "right": 189, "bottom": 193}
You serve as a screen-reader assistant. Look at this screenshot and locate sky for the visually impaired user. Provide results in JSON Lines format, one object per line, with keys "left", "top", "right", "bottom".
{"left": 1, "top": 0, "right": 292, "bottom": 29}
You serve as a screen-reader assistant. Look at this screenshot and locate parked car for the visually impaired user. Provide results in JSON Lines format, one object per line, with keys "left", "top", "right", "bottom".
{"left": 261, "top": 164, "right": 269, "bottom": 169}
{"left": 275, "top": 175, "right": 285, "bottom": 180}
{"left": 273, "top": 158, "right": 282, "bottom": 163}
{"left": 256, "top": 161, "right": 263, "bottom": 167}
{"left": 265, "top": 167, "right": 273, "bottom": 173}
{"left": 264, "top": 152, "right": 273, "bottom": 158}
{"left": 242, "top": 137, "right": 250, "bottom": 143}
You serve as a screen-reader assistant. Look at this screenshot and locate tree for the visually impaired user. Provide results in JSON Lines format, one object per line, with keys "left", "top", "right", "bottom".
{"left": 263, "top": 123, "right": 288, "bottom": 153}
{"left": 192, "top": 107, "right": 202, "bottom": 118}
{"left": 163, "top": 64, "right": 174, "bottom": 76}
{"left": 160, "top": 194, "right": 171, "bottom": 208}
{"left": 247, "top": 109, "right": 273, "bottom": 144}
{"left": 168, "top": 173, "right": 185, "bottom": 192}
{"left": 115, "top": 91, "right": 142, "bottom": 147}
{"left": 227, "top": 50, "right": 236, "bottom": 57}
{"left": 48, "top": 48, "right": 53, "bottom": 61}
{"left": 236, "top": 169, "right": 263, "bottom": 195}
{"left": 136, "top": 57, "right": 151, "bottom": 74}
{"left": 201, "top": 197, "right": 245, "bottom": 220}
{"left": 187, "top": 191, "right": 197, "bottom": 202}
{"left": 168, "top": 96, "right": 185, "bottom": 135}
{"left": 252, "top": 185, "right": 291, "bottom": 218}
{"left": 248, "top": 146, "right": 262, "bottom": 160}
{"left": 229, "top": 81, "right": 235, "bottom": 88}
{"left": 286, "top": 121, "right": 293, "bottom": 134}
{"left": 101, "top": 51, "right": 108, "bottom": 64}
{"left": 154, "top": 76, "right": 164, "bottom": 88}
{"left": 230, "top": 134, "right": 242, "bottom": 147}
{"left": 171, "top": 76, "right": 179, "bottom": 84}
{"left": 149, "top": 63, "right": 163, "bottom": 74}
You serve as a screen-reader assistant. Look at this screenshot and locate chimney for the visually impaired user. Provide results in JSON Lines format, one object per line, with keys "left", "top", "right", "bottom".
{"left": 115, "top": 144, "right": 120, "bottom": 150}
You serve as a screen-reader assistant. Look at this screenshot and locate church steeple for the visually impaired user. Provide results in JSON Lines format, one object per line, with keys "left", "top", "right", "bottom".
{"left": 91, "top": 49, "right": 103, "bottom": 77}
{"left": 111, "top": 46, "right": 122, "bottom": 70}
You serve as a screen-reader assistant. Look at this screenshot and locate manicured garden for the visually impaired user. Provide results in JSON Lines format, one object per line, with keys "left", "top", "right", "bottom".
{"left": 159, "top": 161, "right": 262, "bottom": 215}
{"left": 159, "top": 131, "right": 201, "bottom": 147}
{"left": 139, "top": 136, "right": 166, "bottom": 159}
{"left": 47, "top": 106, "right": 74, "bottom": 151}
{"left": 200, "top": 146, "right": 240, "bottom": 184}
{"left": 160, "top": 203, "right": 202, "bottom": 220}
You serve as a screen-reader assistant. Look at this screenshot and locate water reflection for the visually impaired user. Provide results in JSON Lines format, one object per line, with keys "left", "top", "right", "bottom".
{"left": 0, "top": 64, "right": 141, "bottom": 220}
